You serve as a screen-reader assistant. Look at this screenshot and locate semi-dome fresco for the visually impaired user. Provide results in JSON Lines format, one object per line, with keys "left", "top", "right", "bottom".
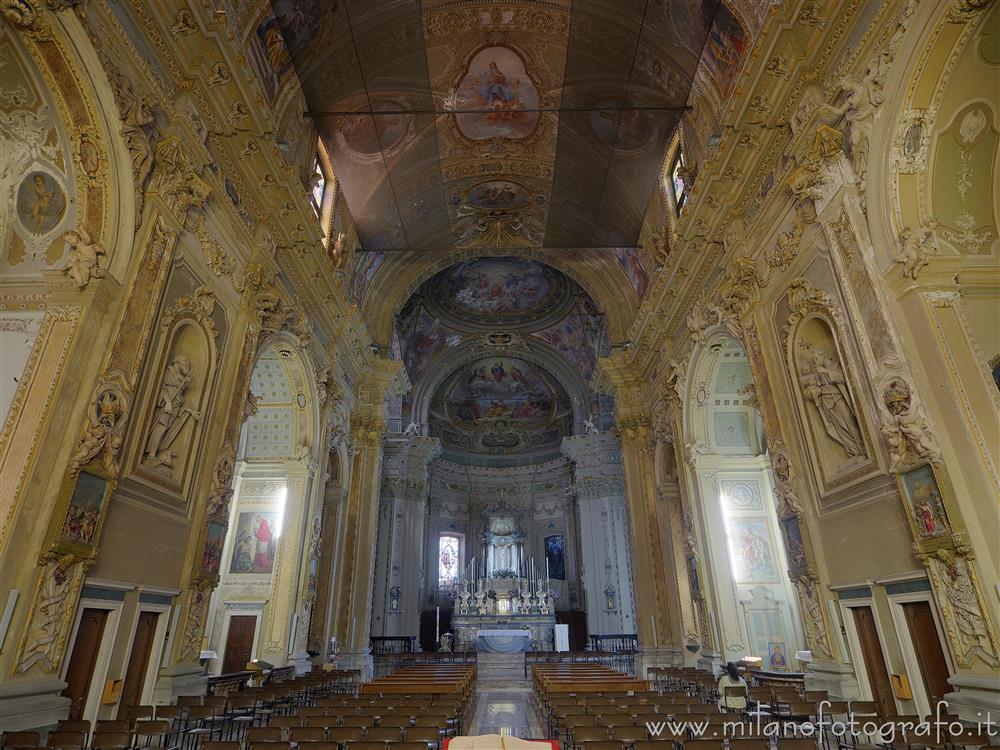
{"left": 428, "top": 355, "right": 571, "bottom": 464}
{"left": 423, "top": 257, "right": 575, "bottom": 331}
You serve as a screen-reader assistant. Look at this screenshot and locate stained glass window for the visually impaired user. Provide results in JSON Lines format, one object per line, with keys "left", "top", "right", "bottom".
{"left": 438, "top": 534, "right": 459, "bottom": 585}
{"left": 670, "top": 149, "right": 687, "bottom": 211}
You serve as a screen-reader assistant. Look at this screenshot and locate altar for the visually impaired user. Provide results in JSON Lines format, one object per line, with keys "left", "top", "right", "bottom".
{"left": 448, "top": 499, "right": 556, "bottom": 651}
{"left": 475, "top": 629, "right": 531, "bottom": 652}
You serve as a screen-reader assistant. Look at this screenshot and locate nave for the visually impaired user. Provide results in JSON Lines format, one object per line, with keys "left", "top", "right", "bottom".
{"left": 1, "top": 0, "right": 999, "bottom": 739}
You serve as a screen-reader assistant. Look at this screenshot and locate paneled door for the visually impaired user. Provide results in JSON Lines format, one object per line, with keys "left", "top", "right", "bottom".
{"left": 852, "top": 606, "right": 897, "bottom": 718}
{"left": 221, "top": 615, "right": 257, "bottom": 674}
{"left": 902, "top": 600, "right": 952, "bottom": 709}
{"left": 62, "top": 608, "right": 109, "bottom": 721}
{"left": 117, "top": 611, "right": 159, "bottom": 717}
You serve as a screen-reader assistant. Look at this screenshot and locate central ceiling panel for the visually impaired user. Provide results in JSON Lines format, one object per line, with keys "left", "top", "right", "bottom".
{"left": 279, "top": 0, "right": 719, "bottom": 252}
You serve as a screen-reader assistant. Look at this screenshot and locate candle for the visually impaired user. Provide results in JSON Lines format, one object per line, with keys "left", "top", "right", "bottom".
{"left": 436, "top": 606, "right": 440, "bottom": 642}
{"left": 350, "top": 616, "right": 356, "bottom": 650}
{"left": 545, "top": 557, "right": 550, "bottom": 580}
{"left": 650, "top": 615, "right": 658, "bottom": 649}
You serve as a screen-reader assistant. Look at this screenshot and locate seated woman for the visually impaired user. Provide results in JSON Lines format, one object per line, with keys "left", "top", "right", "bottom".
{"left": 717, "top": 661, "right": 748, "bottom": 711}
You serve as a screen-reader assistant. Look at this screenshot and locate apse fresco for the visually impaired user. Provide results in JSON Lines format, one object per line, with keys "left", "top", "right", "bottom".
{"left": 429, "top": 354, "right": 571, "bottom": 461}
{"left": 454, "top": 46, "right": 540, "bottom": 141}
{"left": 425, "top": 257, "right": 573, "bottom": 329}
{"left": 700, "top": 2, "right": 747, "bottom": 101}
{"left": 446, "top": 357, "right": 556, "bottom": 430}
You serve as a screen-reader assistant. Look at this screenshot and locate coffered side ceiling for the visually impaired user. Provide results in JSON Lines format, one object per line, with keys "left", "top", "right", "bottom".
{"left": 276, "top": 0, "right": 720, "bottom": 252}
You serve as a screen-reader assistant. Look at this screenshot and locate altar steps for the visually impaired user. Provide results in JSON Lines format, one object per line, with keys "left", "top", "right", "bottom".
{"left": 477, "top": 652, "right": 526, "bottom": 682}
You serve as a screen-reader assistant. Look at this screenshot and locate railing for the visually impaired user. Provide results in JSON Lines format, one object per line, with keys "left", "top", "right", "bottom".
{"left": 206, "top": 671, "right": 253, "bottom": 695}
{"left": 370, "top": 647, "right": 476, "bottom": 678}
{"left": 524, "top": 649, "right": 637, "bottom": 678}
{"left": 264, "top": 665, "right": 297, "bottom": 684}
{"left": 589, "top": 633, "right": 639, "bottom": 653}
{"left": 370, "top": 636, "right": 416, "bottom": 655}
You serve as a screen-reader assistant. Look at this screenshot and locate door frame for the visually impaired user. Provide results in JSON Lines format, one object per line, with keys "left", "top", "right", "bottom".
{"left": 839, "top": 595, "right": 900, "bottom": 714}
{"left": 121, "top": 602, "right": 171, "bottom": 706}
{"left": 886, "top": 589, "right": 954, "bottom": 716}
{"left": 61, "top": 597, "right": 124, "bottom": 724}
{"left": 216, "top": 608, "right": 262, "bottom": 675}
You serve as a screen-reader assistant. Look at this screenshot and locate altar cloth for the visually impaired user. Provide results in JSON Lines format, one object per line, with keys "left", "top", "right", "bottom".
{"left": 475, "top": 629, "right": 531, "bottom": 652}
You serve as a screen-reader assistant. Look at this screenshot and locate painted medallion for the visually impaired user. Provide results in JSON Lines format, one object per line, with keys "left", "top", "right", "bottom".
{"left": 454, "top": 46, "right": 540, "bottom": 140}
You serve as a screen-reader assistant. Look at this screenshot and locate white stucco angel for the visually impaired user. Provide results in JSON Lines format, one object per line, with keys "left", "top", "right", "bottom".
{"left": 62, "top": 227, "right": 106, "bottom": 289}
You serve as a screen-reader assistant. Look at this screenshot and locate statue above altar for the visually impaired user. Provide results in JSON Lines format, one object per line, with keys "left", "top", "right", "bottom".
{"left": 481, "top": 500, "right": 525, "bottom": 577}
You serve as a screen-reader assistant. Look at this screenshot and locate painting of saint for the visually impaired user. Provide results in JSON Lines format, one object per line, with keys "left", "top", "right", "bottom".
{"left": 60, "top": 470, "right": 109, "bottom": 546}
{"left": 728, "top": 518, "right": 777, "bottom": 582}
{"left": 700, "top": 3, "right": 747, "bottom": 101}
{"left": 230, "top": 511, "right": 279, "bottom": 574}
{"left": 202, "top": 521, "right": 226, "bottom": 575}
{"left": 271, "top": 0, "right": 322, "bottom": 56}
{"left": 781, "top": 516, "right": 808, "bottom": 573}
{"left": 768, "top": 641, "right": 787, "bottom": 669}
{"left": 545, "top": 535, "right": 566, "bottom": 580}
{"left": 901, "top": 464, "right": 950, "bottom": 539}
{"left": 17, "top": 172, "right": 66, "bottom": 235}
{"left": 455, "top": 46, "right": 540, "bottom": 140}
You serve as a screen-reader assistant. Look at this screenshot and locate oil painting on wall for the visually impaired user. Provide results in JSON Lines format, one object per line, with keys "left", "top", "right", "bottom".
{"left": 202, "top": 521, "right": 226, "bottom": 576}
{"left": 230, "top": 511, "right": 279, "bottom": 575}
{"left": 454, "top": 46, "right": 540, "bottom": 140}
{"left": 545, "top": 535, "right": 566, "bottom": 580}
{"left": 60, "top": 470, "right": 110, "bottom": 546}
{"left": 900, "top": 464, "right": 951, "bottom": 540}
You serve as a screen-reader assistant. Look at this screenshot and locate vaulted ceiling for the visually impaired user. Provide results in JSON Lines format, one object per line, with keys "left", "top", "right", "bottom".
{"left": 278, "top": 0, "right": 721, "bottom": 253}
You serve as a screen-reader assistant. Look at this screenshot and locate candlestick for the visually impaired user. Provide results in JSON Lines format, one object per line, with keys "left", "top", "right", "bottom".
{"left": 545, "top": 556, "right": 550, "bottom": 580}
{"left": 436, "top": 606, "right": 440, "bottom": 643}
{"left": 650, "top": 614, "right": 658, "bottom": 649}
{"left": 350, "top": 616, "right": 356, "bottom": 650}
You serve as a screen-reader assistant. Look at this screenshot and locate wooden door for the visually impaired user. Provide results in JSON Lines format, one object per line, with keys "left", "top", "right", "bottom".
{"left": 117, "top": 611, "right": 159, "bottom": 717}
{"left": 852, "top": 606, "right": 897, "bottom": 717}
{"left": 62, "top": 608, "right": 109, "bottom": 721}
{"left": 902, "top": 601, "right": 952, "bottom": 708}
{"left": 221, "top": 615, "right": 257, "bottom": 674}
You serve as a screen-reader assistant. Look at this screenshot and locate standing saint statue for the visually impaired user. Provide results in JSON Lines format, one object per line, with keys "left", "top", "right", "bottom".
{"left": 143, "top": 354, "right": 199, "bottom": 470}
{"left": 798, "top": 343, "right": 865, "bottom": 458}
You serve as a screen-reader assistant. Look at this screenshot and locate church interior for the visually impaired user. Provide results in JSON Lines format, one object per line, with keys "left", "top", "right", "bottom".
{"left": 1, "top": 0, "right": 999, "bottom": 744}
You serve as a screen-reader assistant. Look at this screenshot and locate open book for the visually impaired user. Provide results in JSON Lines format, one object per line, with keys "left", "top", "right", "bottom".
{"left": 449, "top": 736, "right": 547, "bottom": 750}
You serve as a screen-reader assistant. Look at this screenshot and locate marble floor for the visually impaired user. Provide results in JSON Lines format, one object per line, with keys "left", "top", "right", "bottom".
{"left": 467, "top": 682, "right": 546, "bottom": 738}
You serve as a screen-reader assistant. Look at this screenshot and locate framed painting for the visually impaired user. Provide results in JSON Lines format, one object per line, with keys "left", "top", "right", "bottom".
{"left": 780, "top": 515, "right": 809, "bottom": 575}
{"left": 201, "top": 521, "right": 227, "bottom": 576}
{"left": 898, "top": 463, "right": 952, "bottom": 542}
{"left": 767, "top": 641, "right": 788, "bottom": 670}
{"left": 229, "top": 511, "right": 279, "bottom": 574}
{"left": 544, "top": 535, "right": 566, "bottom": 580}
{"left": 727, "top": 518, "right": 778, "bottom": 582}
{"left": 59, "top": 469, "right": 112, "bottom": 548}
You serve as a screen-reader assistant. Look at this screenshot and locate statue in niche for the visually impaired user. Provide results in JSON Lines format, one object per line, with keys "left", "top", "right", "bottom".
{"left": 934, "top": 549, "right": 997, "bottom": 663}
{"left": 797, "top": 342, "right": 865, "bottom": 458}
{"left": 143, "top": 355, "right": 200, "bottom": 471}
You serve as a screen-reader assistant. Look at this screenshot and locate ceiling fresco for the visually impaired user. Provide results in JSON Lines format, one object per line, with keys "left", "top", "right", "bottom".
{"left": 423, "top": 256, "right": 575, "bottom": 330}
{"left": 276, "top": 0, "right": 721, "bottom": 252}
{"left": 429, "top": 355, "right": 572, "bottom": 463}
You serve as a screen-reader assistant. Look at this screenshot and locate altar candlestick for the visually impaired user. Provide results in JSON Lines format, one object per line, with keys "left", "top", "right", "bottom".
{"left": 650, "top": 614, "right": 658, "bottom": 649}
{"left": 436, "top": 606, "right": 440, "bottom": 643}
{"left": 350, "top": 616, "right": 356, "bottom": 650}
{"left": 545, "top": 557, "right": 550, "bottom": 580}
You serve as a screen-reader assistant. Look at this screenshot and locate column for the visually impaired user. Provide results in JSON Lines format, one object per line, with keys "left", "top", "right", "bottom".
{"left": 327, "top": 360, "right": 402, "bottom": 677}
{"left": 561, "top": 434, "right": 636, "bottom": 637}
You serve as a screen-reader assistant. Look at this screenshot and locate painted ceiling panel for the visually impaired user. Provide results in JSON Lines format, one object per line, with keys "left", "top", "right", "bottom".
{"left": 276, "top": 0, "right": 719, "bottom": 252}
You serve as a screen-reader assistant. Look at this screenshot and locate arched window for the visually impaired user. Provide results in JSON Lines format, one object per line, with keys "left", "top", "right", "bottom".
{"left": 438, "top": 534, "right": 460, "bottom": 586}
